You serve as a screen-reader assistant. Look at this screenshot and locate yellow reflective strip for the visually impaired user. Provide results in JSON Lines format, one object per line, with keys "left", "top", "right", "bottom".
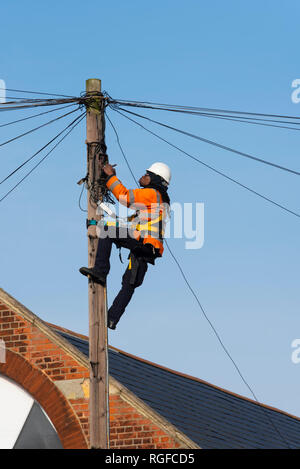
{"left": 134, "top": 214, "right": 162, "bottom": 233}
{"left": 128, "top": 257, "right": 132, "bottom": 270}
{"left": 105, "top": 221, "right": 118, "bottom": 226}
{"left": 128, "top": 189, "right": 135, "bottom": 205}
{"left": 135, "top": 225, "right": 158, "bottom": 233}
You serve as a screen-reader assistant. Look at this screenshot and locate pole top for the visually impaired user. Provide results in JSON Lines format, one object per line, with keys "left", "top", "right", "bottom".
{"left": 86, "top": 79, "right": 101, "bottom": 93}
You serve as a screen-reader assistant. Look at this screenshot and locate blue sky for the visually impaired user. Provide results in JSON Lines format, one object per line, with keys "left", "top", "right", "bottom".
{"left": 1, "top": 0, "right": 300, "bottom": 420}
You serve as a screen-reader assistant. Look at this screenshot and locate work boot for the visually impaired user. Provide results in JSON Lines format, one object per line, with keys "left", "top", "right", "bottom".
{"left": 79, "top": 267, "right": 106, "bottom": 286}
{"left": 107, "top": 319, "right": 117, "bottom": 330}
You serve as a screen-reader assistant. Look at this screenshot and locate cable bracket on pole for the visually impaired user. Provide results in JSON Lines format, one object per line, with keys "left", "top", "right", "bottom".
{"left": 84, "top": 92, "right": 105, "bottom": 115}
{"left": 86, "top": 219, "right": 98, "bottom": 229}
{"left": 90, "top": 361, "right": 99, "bottom": 379}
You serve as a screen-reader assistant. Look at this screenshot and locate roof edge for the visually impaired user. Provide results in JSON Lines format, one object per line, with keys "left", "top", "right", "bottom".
{"left": 0, "top": 289, "right": 88, "bottom": 369}
{"left": 47, "top": 322, "right": 300, "bottom": 424}
{"left": 0, "top": 289, "right": 199, "bottom": 449}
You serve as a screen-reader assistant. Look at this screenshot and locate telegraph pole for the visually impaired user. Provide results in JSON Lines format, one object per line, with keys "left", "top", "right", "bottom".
{"left": 85, "top": 78, "right": 109, "bottom": 449}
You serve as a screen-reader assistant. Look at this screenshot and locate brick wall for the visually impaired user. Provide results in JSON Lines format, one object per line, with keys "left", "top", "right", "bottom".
{"left": 0, "top": 299, "right": 186, "bottom": 449}
{"left": 0, "top": 302, "right": 90, "bottom": 448}
{"left": 110, "top": 394, "right": 181, "bottom": 449}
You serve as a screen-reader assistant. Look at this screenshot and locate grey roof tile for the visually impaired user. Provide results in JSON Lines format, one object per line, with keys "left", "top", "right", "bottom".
{"left": 53, "top": 328, "right": 300, "bottom": 449}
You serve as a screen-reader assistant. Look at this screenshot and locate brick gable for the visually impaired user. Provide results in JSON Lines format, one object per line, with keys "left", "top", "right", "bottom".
{"left": 0, "top": 290, "right": 197, "bottom": 449}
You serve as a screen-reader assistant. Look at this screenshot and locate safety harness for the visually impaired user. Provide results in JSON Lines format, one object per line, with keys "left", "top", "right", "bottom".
{"left": 130, "top": 189, "right": 166, "bottom": 243}
{"left": 94, "top": 190, "right": 166, "bottom": 284}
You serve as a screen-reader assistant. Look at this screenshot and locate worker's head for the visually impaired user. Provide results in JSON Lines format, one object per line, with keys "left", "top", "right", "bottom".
{"left": 139, "top": 162, "right": 171, "bottom": 188}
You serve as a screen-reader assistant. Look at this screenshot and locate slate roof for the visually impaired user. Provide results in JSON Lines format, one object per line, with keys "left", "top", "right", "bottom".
{"left": 51, "top": 325, "right": 300, "bottom": 449}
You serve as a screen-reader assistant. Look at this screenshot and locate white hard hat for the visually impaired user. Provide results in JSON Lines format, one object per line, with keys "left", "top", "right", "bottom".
{"left": 147, "top": 162, "right": 171, "bottom": 185}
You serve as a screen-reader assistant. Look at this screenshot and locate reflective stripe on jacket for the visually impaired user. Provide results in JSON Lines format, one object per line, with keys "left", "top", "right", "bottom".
{"left": 106, "top": 175, "right": 166, "bottom": 256}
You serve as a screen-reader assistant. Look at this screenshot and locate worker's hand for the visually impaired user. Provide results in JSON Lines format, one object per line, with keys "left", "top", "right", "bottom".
{"left": 103, "top": 163, "right": 116, "bottom": 177}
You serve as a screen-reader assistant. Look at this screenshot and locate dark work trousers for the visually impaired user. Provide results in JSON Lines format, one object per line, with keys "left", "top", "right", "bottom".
{"left": 94, "top": 226, "right": 149, "bottom": 326}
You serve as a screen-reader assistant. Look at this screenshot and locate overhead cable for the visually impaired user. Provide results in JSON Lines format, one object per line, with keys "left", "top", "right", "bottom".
{"left": 105, "top": 111, "right": 139, "bottom": 186}
{"left": 0, "top": 103, "right": 76, "bottom": 129}
{"left": 183, "top": 111, "right": 300, "bottom": 132}
{"left": 0, "top": 97, "right": 81, "bottom": 112}
{"left": 116, "top": 107, "right": 300, "bottom": 177}
{"left": 0, "top": 87, "right": 75, "bottom": 98}
{"left": 0, "top": 107, "right": 80, "bottom": 148}
{"left": 111, "top": 108, "right": 300, "bottom": 219}
{"left": 0, "top": 113, "right": 85, "bottom": 203}
{"left": 107, "top": 112, "right": 291, "bottom": 449}
{"left": 108, "top": 97, "right": 300, "bottom": 122}
{"left": 0, "top": 110, "right": 83, "bottom": 185}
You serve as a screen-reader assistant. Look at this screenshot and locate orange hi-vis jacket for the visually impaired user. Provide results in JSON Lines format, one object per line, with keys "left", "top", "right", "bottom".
{"left": 106, "top": 175, "right": 166, "bottom": 256}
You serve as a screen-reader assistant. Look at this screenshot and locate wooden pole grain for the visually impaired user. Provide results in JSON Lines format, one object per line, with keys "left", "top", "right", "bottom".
{"left": 86, "top": 78, "right": 109, "bottom": 449}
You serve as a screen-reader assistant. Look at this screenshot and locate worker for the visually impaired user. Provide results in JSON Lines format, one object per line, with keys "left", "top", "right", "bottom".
{"left": 79, "top": 162, "right": 171, "bottom": 330}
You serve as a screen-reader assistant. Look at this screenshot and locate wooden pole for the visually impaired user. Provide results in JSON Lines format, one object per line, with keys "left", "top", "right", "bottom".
{"left": 85, "top": 78, "right": 109, "bottom": 449}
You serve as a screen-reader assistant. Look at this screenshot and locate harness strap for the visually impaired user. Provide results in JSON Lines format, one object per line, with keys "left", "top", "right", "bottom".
{"left": 135, "top": 215, "right": 163, "bottom": 233}
{"left": 133, "top": 190, "right": 165, "bottom": 239}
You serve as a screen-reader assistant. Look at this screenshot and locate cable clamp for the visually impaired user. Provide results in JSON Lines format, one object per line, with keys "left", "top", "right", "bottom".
{"left": 77, "top": 176, "right": 87, "bottom": 186}
{"left": 86, "top": 219, "right": 98, "bottom": 229}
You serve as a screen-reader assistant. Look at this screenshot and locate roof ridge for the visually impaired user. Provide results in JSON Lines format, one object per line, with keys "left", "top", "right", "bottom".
{"left": 47, "top": 321, "right": 300, "bottom": 424}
